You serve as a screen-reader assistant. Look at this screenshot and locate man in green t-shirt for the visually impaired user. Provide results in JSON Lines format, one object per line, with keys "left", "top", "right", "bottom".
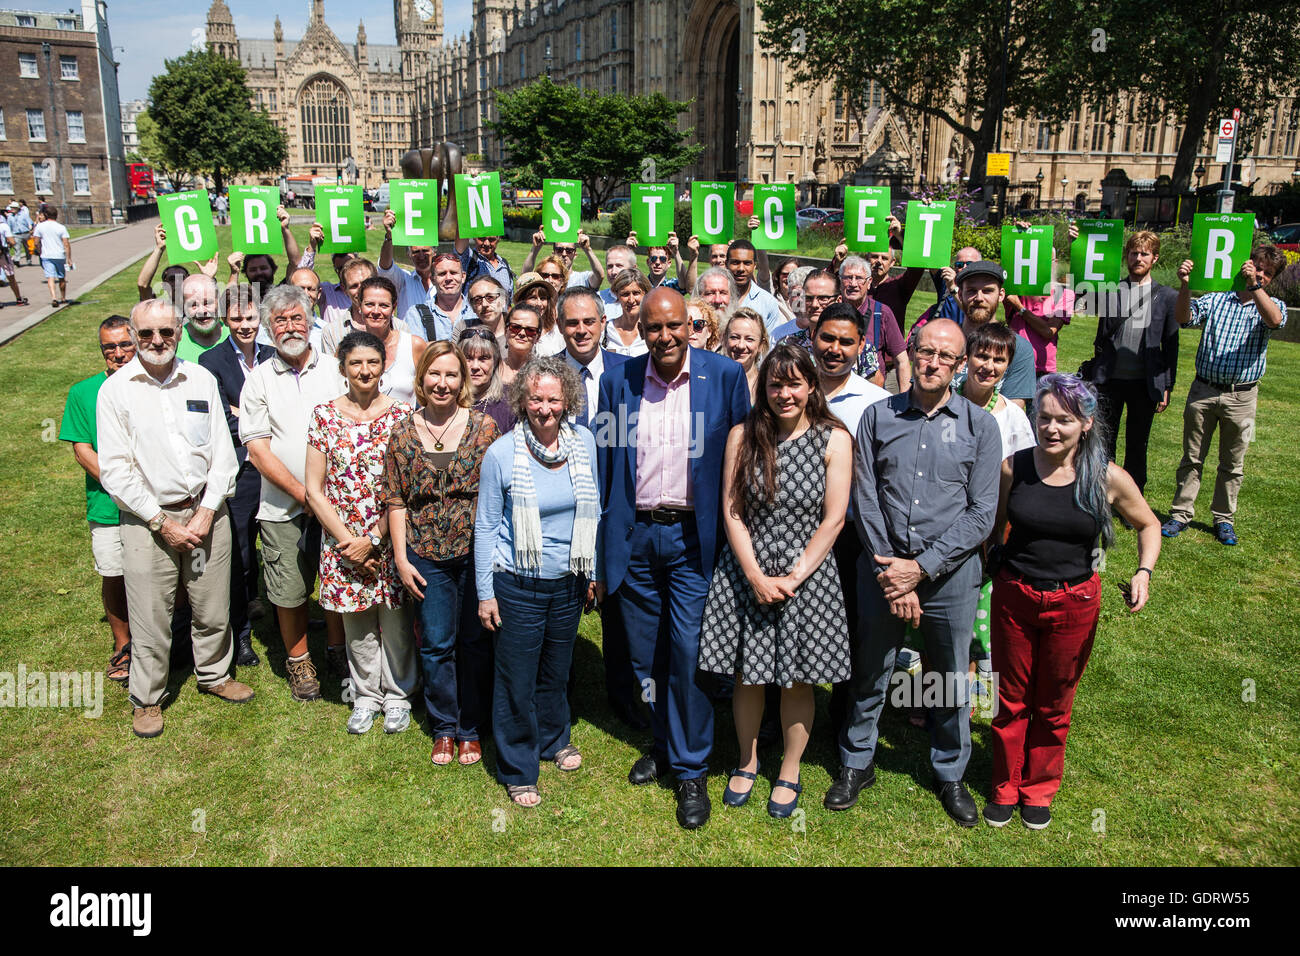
{"left": 175, "top": 274, "right": 228, "bottom": 363}
{"left": 60, "top": 316, "right": 136, "bottom": 683}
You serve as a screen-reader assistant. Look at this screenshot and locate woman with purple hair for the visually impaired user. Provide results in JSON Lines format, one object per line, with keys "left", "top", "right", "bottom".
{"left": 983, "top": 373, "right": 1161, "bottom": 831}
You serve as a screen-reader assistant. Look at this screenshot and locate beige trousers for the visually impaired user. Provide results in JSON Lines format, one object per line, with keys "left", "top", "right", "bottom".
{"left": 1170, "top": 378, "right": 1258, "bottom": 525}
{"left": 343, "top": 604, "right": 417, "bottom": 713}
{"left": 121, "top": 502, "right": 233, "bottom": 707}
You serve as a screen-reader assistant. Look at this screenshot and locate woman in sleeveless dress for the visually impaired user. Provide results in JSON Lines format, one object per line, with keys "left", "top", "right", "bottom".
{"left": 984, "top": 373, "right": 1160, "bottom": 831}
{"left": 355, "top": 275, "right": 426, "bottom": 405}
{"left": 699, "top": 343, "right": 854, "bottom": 819}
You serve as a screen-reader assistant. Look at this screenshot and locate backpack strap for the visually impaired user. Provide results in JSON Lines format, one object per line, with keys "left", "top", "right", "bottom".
{"left": 414, "top": 304, "right": 439, "bottom": 342}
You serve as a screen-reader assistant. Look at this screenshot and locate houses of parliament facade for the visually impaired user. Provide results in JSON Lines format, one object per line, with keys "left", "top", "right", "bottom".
{"left": 207, "top": 0, "right": 1300, "bottom": 208}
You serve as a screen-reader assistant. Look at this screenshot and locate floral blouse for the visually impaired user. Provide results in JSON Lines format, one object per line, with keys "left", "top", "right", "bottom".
{"left": 383, "top": 408, "right": 500, "bottom": 561}
{"left": 306, "top": 399, "right": 412, "bottom": 612}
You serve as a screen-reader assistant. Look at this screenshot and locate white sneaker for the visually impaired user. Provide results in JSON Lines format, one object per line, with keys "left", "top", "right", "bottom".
{"left": 347, "top": 707, "right": 376, "bottom": 734}
{"left": 383, "top": 708, "right": 411, "bottom": 734}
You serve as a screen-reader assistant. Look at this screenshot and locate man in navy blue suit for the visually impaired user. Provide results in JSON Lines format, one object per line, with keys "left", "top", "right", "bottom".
{"left": 552, "top": 287, "right": 646, "bottom": 731}
{"left": 199, "top": 286, "right": 275, "bottom": 667}
{"left": 595, "top": 286, "right": 750, "bottom": 829}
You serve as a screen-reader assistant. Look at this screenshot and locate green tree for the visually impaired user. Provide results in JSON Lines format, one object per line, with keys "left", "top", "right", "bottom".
{"left": 1059, "top": 0, "right": 1300, "bottom": 191}
{"left": 146, "top": 50, "right": 287, "bottom": 194}
{"left": 490, "top": 76, "right": 705, "bottom": 209}
{"left": 756, "top": 0, "right": 1092, "bottom": 191}
{"left": 134, "top": 111, "right": 193, "bottom": 192}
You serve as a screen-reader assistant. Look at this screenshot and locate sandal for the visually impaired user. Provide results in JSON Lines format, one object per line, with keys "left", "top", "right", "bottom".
{"left": 457, "top": 739, "right": 482, "bottom": 765}
{"left": 106, "top": 641, "right": 131, "bottom": 686}
{"left": 506, "top": 784, "right": 541, "bottom": 808}
{"left": 430, "top": 735, "right": 455, "bottom": 766}
{"left": 553, "top": 744, "right": 582, "bottom": 772}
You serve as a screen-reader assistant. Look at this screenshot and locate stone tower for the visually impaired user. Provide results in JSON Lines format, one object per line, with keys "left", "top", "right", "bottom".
{"left": 205, "top": 0, "right": 238, "bottom": 60}
{"left": 395, "top": 0, "right": 443, "bottom": 77}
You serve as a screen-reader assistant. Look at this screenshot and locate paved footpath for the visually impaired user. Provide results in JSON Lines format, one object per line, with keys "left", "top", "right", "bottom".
{"left": 0, "top": 219, "right": 159, "bottom": 347}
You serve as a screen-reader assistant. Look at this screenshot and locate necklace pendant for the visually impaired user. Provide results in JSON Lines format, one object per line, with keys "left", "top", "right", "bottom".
{"left": 434, "top": 441, "right": 444, "bottom": 451}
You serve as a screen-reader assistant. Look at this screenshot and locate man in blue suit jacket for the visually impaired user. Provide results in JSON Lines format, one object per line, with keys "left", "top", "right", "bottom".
{"left": 552, "top": 288, "right": 646, "bottom": 730}
{"left": 199, "top": 298, "right": 274, "bottom": 667}
{"left": 595, "top": 286, "right": 750, "bottom": 829}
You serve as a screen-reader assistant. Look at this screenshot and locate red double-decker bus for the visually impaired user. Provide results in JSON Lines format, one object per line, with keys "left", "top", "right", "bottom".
{"left": 127, "top": 163, "right": 154, "bottom": 199}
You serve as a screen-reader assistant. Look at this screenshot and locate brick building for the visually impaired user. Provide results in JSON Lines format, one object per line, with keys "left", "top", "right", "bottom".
{"left": 0, "top": 1, "right": 127, "bottom": 225}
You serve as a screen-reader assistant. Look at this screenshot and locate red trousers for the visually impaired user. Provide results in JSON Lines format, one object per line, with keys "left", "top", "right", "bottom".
{"left": 990, "top": 568, "right": 1101, "bottom": 807}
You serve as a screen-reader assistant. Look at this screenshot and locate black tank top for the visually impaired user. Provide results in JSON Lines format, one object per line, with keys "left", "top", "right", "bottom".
{"left": 1003, "top": 449, "right": 1102, "bottom": 581}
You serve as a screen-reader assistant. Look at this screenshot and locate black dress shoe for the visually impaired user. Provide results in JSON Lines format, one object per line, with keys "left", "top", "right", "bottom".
{"left": 936, "top": 780, "right": 979, "bottom": 827}
{"left": 628, "top": 752, "right": 668, "bottom": 786}
{"left": 234, "top": 636, "right": 260, "bottom": 667}
{"left": 676, "top": 777, "right": 711, "bottom": 830}
{"left": 823, "top": 764, "right": 876, "bottom": 810}
{"left": 610, "top": 698, "right": 650, "bottom": 731}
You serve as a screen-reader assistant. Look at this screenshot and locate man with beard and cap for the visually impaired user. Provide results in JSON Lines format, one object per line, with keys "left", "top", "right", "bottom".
{"left": 175, "top": 275, "right": 228, "bottom": 363}
{"left": 97, "top": 298, "right": 250, "bottom": 739}
{"left": 240, "top": 285, "right": 348, "bottom": 701}
{"left": 953, "top": 261, "right": 1037, "bottom": 409}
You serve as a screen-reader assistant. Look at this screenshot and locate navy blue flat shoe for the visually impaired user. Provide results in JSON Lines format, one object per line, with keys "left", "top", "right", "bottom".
{"left": 768, "top": 777, "right": 803, "bottom": 819}
{"left": 723, "top": 767, "right": 759, "bottom": 807}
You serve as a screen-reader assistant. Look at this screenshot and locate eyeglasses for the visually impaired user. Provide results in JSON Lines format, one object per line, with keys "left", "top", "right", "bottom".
{"left": 136, "top": 327, "right": 176, "bottom": 341}
{"left": 806, "top": 294, "right": 836, "bottom": 304}
{"left": 458, "top": 326, "right": 497, "bottom": 342}
{"left": 270, "top": 313, "right": 309, "bottom": 328}
{"left": 507, "top": 322, "right": 540, "bottom": 340}
{"left": 469, "top": 293, "right": 502, "bottom": 306}
{"left": 648, "top": 255, "right": 668, "bottom": 263}
{"left": 691, "top": 319, "right": 707, "bottom": 332}
{"left": 539, "top": 271, "right": 564, "bottom": 280}
{"left": 914, "top": 345, "right": 964, "bottom": 366}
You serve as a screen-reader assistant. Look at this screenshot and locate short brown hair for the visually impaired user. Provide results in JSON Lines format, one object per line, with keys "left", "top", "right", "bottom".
{"left": 1251, "top": 244, "right": 1288, "bottom": 276}
{"left": 1124, "top": 230, "right": 1161, "bottom": 256}
{"left": 414, "top": 340, "right": 474, "bottom": 409}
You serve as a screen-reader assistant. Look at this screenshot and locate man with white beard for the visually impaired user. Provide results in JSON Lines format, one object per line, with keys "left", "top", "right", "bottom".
{"left": 175, "top": 275, "right": 228, "bottom": 363}
{"left": 239, "top": 285, "right": 347, "bottom": 701}
{"left": 97, "top": 298, "right": 249, "bottom": 739}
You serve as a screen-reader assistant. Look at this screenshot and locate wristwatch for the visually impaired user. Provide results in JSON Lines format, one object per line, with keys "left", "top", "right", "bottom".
{"left": 1247, "top": 282, "right": 1263, "bottom": 292}
{"left": 148, "top": 512, "right": 166, "bottom": 533}
{"left": 367, "top": 531, "right": 382, "bottom": 549}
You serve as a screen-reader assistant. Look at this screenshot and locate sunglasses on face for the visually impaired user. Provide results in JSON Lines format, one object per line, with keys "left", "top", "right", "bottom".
{"left": 459, "top": 326, "right": 496, "bottom": 342}
{"left": 691, "top": 319, "right": 707, "bottom": 332}
{"left": 507, "top": 322, "right": 540, "bottom": 340}
{"left": 539, "top": 271, "right": 564, "bottom": 280}
{"left": 648, "top": 255, "right": 668, "bottom": 263}
{"left": 100, "top": 342, "right": 134, "bottom": 354}
{"left": 137, "top": 327, "right": 176, "bottom": 341}
{"left": 554, "top": 247, "right": 576, "bottom": 255}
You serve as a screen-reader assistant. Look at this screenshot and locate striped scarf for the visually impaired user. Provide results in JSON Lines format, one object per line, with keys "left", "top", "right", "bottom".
{"left": 511, "top": 418, "right": 599, "bottom": 577}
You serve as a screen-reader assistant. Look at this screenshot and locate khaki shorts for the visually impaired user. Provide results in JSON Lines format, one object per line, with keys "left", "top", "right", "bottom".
{"left": 259, "top": 515, "right": 317, "bottom": 608}
{"left": 89, "top": 521, "right": 124, "bottom": 577}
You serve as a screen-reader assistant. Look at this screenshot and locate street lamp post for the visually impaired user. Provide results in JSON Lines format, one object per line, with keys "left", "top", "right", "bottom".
{"left": 1035, "top": 167, "right": 1044, "bottom": 206}
{"left": 1061, "top": 175, "right": 1069, "bottom": 210}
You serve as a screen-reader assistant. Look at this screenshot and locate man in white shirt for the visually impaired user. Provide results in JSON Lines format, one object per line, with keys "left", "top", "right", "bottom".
{"left": 318, "top": 258, "right": 377, "bottom": 356}
{"left": 378, "top": 208, "right": 439, "bottom": 320}
{"left": 726, "top": 239, "right": 782, "bottom": 332}
{"left": 97, "top": 298, "right": 250, "bottom": 739}
{"left": 811, "top": 301, "right": 890, "bottom": 739}
{"left": 33, "top": 206, "right": 72, "bottom": 306}
{"left": 0, "top": 213, "right": 25, "bottom": 305}
{"left": 240, "top": 285, "right": 348, "bottom": 701}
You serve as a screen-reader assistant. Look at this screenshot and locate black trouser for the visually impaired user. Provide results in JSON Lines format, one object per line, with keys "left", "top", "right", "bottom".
{"left": 226, "top": 461, "right": 263, "bottom": 643}
{"left": 828, "top": 523, "right": 864, "bottom": 737}
{"left": 1098, "top": 378, "right": 1158, "bottom": 492}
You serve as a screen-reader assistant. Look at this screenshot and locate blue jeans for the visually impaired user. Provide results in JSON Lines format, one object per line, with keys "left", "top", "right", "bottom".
{"left": 492, "top": 571, "right": 585, "bottom": 786}
{"left": 407, "top": 549, "right": 490, "bottom": 741}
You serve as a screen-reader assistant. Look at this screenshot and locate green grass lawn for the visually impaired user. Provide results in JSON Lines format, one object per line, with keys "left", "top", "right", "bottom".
{"left": 0, "top": 234, "right": 1297, "bottom": 865}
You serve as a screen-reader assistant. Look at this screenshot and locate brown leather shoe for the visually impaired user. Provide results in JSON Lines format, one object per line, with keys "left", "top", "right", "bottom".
{"left": 457, "top": 739, "right": 482, "bottom": 765}
{"left": 431, "top": 736, "right": 455, "bottom": 766}
{"left": 133, "top": 705, "right": 163, "bottom": 738}
{"left": 286, "top": 656, "right": 321, "bottom": 701}
{"left": 201, "top": 678, "right": 255, "bottom": 703}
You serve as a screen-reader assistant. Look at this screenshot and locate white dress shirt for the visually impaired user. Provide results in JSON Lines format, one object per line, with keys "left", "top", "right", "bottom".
{"left": 97, "top": 356, "right": 239, "bottom": 521}
{"left": 378, "top": 262, "right": 437, "bottom": 322}
{"left": 825, "top": 372, "right": 891, "bottom": 435}
{"left": 563, "top": 348, "right": 605, "bottom": 421}
{"left": 238, "top": 348, "right": 346, "bottom": 521}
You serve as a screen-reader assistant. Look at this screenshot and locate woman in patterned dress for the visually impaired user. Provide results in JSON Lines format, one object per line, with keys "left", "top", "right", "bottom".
{"left": 305, "top": 331, "right": 416, "bottom": 735}
{"left": 699, "top": 344, "right": 854, "bottom": 818}
{"left": 385, "top": 341, "right": 500, "bottom": 767}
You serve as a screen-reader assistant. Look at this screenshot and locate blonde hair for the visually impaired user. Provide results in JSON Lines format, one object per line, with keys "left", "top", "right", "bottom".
{"left": 685, "top": 297, "right": 721, "bottom": 350}
{"left": 540, "top": 254, "right": 570, "bottom": 282}
{"left": 414, "top": 340, "right": 474, "bottom": 409}
{"left": 719, "top": 306, "right": 770, "bottom": 366}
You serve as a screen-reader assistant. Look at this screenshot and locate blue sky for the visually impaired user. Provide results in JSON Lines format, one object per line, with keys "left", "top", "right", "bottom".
{"left": 22, "top": 0, "right": 475, "bottom": 101}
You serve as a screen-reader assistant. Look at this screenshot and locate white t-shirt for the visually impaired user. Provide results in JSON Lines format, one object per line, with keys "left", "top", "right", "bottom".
{"left": 34, "top": 220, "right": 70, "bottom": 260}
{"left": 991, "top": 398, "right": 1036, "bottom": 459}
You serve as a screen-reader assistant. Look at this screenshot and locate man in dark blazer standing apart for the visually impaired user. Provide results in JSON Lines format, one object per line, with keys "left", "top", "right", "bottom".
{"left": 596, "top": 286, "right": 751, "bottom": 829}
{"left": 199, "top": 288, "right": 274, "bottom": 667}
{"left": 552, "top": 287, "right": 644, "bottom": 729}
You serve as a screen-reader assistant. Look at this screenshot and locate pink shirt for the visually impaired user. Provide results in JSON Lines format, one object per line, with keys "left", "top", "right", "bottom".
{"left": 636, "top": 350, "right": 694, "bottom": 509}
{"left": 1010, "top": 286, "right": 1075, "bottom": 374}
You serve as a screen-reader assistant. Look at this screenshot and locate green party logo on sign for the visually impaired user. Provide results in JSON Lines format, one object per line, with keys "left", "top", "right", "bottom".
{"left": 543, "top": 179, "right": 582, "bottom": 243}
{"left": 631, "top": 183, "right": 674, "bottom": 246}
{"left": 389, "top": 179, "right": 440, "bottom": 246}
{"left": 315, "top": 184, "right": 367, "bottom": 253}
{"left": 1070, "top": 219, "right": 1124, "bottom": 288}
{"left": 900, "top": 201, "right": 955, "bottom": 269}
{"left": 751, "top": 184, "right": 796, "bottom": 251}
{"left": 843, "top": 186, "right": 891, "bottom": 254}
{"left": 454, "top": 172, "right": 504, "bottom": 238}
{"left": 157, "top": 189, "right": 217, "bottom": 263}
{"left": 691, "top": 181, "right": 735, "bottom": 245}
{"left": 1189, "top": 213, "right": 1256, "bottom": 292}
{"left": 1002, "top": 224, "right": 1054, "bottom": 295}
{"left": 229, "top": 185, "right": 284, "bottom": 255}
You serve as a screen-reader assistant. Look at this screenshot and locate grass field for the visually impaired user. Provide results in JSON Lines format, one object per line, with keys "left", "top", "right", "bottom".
{"left": 0, "top": 230, "right": 1296, "bottom": 865}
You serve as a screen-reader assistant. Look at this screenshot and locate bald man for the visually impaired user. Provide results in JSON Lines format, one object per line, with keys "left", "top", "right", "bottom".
{"left": 175, "top": 274, "right": 228, "bottom": 363}
{"left": 828, "top": 318, "right": 1001, "bottom": 827}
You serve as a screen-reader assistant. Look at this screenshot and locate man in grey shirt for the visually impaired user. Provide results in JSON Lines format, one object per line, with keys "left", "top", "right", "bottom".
{"left": 826, "top": 318, "right": 1002, "bottom": 826}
